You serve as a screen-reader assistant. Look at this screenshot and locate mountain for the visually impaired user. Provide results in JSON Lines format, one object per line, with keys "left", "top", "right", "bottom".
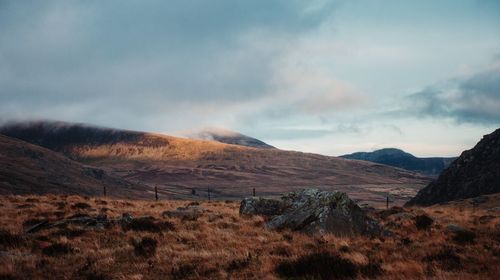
{"left": 184, "top": 128, "right": 275, "bottom": 149}
{"left": 406, "top": 128, "right": 500, "bottom": 206}
{"left": 0, "top": 121, "right": 430, "bottom": 206}
{"left": 341, "top": 148, "right": 456, "bottom": 177}
{"left": 0, "top": 133, "right": 148, "bottom": 198}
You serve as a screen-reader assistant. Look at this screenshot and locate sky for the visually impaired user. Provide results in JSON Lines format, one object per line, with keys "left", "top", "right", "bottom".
{"left": 1, "top": 0, "right": 499, "bottom": 157}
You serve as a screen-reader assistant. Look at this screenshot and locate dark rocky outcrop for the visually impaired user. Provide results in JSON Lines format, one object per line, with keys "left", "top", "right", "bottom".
{"left": 240, "top": 189, "right": 380, "bottom": 236}
{"left": 406, "top": 128, "right": 500, "bottom": 206}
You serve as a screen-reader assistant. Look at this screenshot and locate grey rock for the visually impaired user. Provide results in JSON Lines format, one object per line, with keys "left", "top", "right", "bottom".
{"left": 446, "top": 224, "right": 466, "bottom": 233}
{"left": 239, "top": 197, "right": 286, "bottom": 216}
{"left": 243, "top": 189, "right": 380, "bottom": 236}
{"left": 121, "top": 213, "right": 133, "bottom": 223}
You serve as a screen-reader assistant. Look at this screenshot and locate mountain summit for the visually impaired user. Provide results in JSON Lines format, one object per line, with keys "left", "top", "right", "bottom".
{"left": 406, "top": 128, "right": 500, "bottom": 206}
{"left": 341, "top": 148, "right": 455, "bottom": 177}
{"left": 184, "top": 128, "right": 275, "bottom": 149}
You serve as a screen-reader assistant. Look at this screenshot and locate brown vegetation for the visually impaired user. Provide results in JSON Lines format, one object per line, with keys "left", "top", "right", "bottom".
{"left": 0, "top": 194, "right": 498, "bottom": 279}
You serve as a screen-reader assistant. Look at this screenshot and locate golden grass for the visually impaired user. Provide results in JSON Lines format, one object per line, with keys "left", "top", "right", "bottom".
{"left": 0, "top": 194, "right": 498, "bottom": 279}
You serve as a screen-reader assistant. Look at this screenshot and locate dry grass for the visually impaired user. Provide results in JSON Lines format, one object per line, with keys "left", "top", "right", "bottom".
{"left": 0, "top": 194, "right": 499, "bottom": 279}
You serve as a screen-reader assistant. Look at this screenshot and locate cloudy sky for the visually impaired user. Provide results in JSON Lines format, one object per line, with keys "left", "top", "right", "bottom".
{"left": 1, "top": 0, "right": 499, "bottom": 157}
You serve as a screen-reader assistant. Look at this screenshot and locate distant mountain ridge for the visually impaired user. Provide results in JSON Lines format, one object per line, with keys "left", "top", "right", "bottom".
{"left": 406, "top": 128, "right": 500, "bottom": 206}
{"left": 185, "top": 128, "right": 275, "bottom": 149}
{"left": 341, "top": 148, "right": 456, "bottom": 177}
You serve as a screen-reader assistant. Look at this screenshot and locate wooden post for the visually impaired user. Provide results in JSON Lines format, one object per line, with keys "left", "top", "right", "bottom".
{"left": 207, "top": 187, "right": 211, "bottom": 201}
{"left": 386, "top": 195, "right": 389, "bottom": 209}
{"left": 103, "top": 185, "right": 107, "bottom": 197}
{"left": 155, "top": 185, "right": 158, "bottom": 201}
{"left": 253, "top": 188, "right": 256, "bottom": 197}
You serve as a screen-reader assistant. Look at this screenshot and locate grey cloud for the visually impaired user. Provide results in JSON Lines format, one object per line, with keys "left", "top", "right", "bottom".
{"left": 406, "top": 65, "right": 500, "bottom": 124}
{"left": 0, "top": 0, "right": 336, "bottom": 131}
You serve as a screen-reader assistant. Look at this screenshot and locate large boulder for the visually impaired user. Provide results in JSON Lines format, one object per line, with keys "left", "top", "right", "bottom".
{"left": 239, "top": 197, "right": 286, "bottom": 216}
{"left": 240, "top": 189, "right": 380, "bottom": 236}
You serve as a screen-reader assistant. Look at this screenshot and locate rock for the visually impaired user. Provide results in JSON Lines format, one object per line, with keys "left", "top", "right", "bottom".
{"left": 121, "top": 213, "right": 134, "bottom": 223}
{"left": 25, "top": 219, "right": 50, "bottom": 234}
{"left": 163, "top": 205, "right": 204, "bottom": 221}
{"left": 239, "top": 197, "right": 286, "bottom": 216}
{"left": 244, "top": 189, "right": 380, "bottom": 236}
{"left": 445, "top": 224, "right": 465, "bottom": 233}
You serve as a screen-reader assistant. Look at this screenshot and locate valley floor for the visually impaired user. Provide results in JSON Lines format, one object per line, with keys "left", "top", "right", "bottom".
{"left": 0, "top": 194, "right": 499, "bottom": 279}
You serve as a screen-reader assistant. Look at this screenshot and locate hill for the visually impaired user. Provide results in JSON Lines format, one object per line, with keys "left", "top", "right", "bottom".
{"left": 0, "top": 121, "right": 430, "bottom": 206}
{"left": 184, "top": 127, "right": 275, "bottom": 149}
{"left": 406, "top": 128, "right": 500, "bottom": 206}
{"left": 341, "top": 148, "right": 455, "bottom": 177}
{"left": 0, "top": 134, "right": 148, "bottom": 198}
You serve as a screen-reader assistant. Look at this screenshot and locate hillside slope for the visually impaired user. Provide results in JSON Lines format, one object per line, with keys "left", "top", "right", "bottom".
{"left": 0, "top": 134, "right": 148, "bottom": 198}
{"left": 185, "top": 128, "right": 275, "bottom": 149}
{"left": 406, "top": 128, "right": 500, "bottom": 206}
{"left": 1, "top": 121, "right": 430, "bottom": 205}
{"left": 341, "top": 148, "right": 455, "bottom": 177}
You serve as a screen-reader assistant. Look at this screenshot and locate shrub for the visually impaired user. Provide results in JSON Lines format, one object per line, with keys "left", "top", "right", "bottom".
{"left": 0, "top": 274, "right": 18, "bottom": 280}
{"left": 226, "top": 253, "right": 252, "bottom": 272}
{"left": 52, "top": 228, "right": 86, "bottom": 238}
{"left": 85, "top": 272, "right": 109, "bottom": 280}
{"left": 0, "top": 230, "right": 24, "bottom": 249}
{"left": 275, "top": 252, "right": 358, "bottom": 279}
{"left": 23, "top": 218, "right": 47, "bottom": 228}
{"left": 133, "top": 237, "right": 157, "bottom": 257}
{"left": 42, "top": 243, "right": 74, "bottom": 257}
{"left": 453, "top": 230, "right": 476, "bottom": 244}
{"left": 72, "top": 202, "right": 91, "bottom": 210}
{"left": 423, "top": 247, "right": 462, "bottom": 271}
{"left": 415, "top": 214, "right": 433, "bottom": 230}
{"left": 171, "top": 263, "right": 195, "bottom": 279}
{"left": 359, "top": 261, "right": 383, "bottom": 278}
{"left": 124, "top": 217, "right": 175, "bottom": 233}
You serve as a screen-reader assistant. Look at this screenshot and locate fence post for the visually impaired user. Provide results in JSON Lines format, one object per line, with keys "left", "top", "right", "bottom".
{"left": 253, "top": 188, "right": 256, "bottom": 197}
{"left": 386, "top": 195, "right": 389, "bottom": 209}
{"left": 103, "top": 185, "right": 107, "bottom": 197}
{"left": 155, "top": 185, "right": 158, "bottom": 201}
{"left": 207, "top": 187, "right": 211, "bottom": 201}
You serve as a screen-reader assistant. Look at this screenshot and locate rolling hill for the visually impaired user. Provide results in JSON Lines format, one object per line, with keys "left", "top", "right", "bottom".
{"left": 0, "top": 121, "right": 430, "bottom": 206}
{"left": 0, "top": 134, "right": 148, "bottom": 198}
{"left": 341, "top": 148, "right": 456, "bottom": 177}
